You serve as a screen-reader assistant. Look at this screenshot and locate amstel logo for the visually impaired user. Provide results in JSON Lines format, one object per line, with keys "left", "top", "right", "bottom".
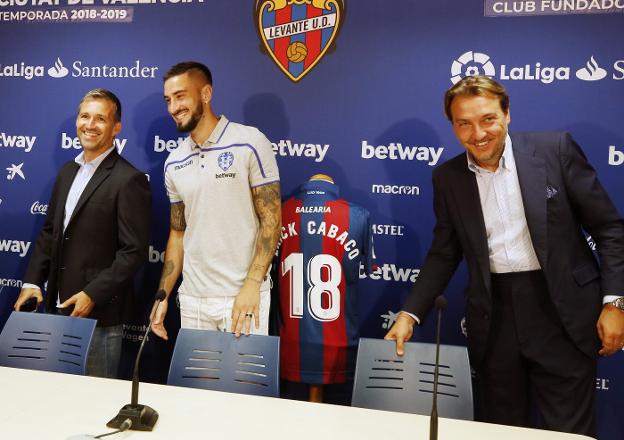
{"left": 255, "top": 0, "right": 345, "bottom": 82}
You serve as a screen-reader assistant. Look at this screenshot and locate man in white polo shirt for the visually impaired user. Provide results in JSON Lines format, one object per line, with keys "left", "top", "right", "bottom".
{"left": 152, "top": 61, "right": 281, "bottom": 339}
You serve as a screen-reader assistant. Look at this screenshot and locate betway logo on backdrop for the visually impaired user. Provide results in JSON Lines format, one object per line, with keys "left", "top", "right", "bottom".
{"left": 450, "top": 51, "right": 624, "bottom": 84}
{"left": 61, "top": 132, "right": 127, "bottom": 153}
{"left": 0, "top": 58, "right": 158, "bottom": 80}
{"left": 359, "top": 263, "right": 420, "bottom": 283}
{"left": 608, "top": 145, "right": 624, "bottom": 165}
{"left": 0, "top": 132, "right": 36, "bottom": 153}
{"left": 154, "top": 136, "right": 185, "bottom": 153}
{"left": 0, "top": 239, "right": 31, "bottom": 257}
{"left": 272, "top": 140, "right": 330, "bottom": 162}
{"left": 361, "top": 141, "right": 443, "bottom": 166}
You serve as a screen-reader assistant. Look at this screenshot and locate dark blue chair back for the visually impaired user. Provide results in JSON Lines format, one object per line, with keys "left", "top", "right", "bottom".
{"left": 0, "top": 311, "right": 96, "bottom": 375}
{"left": 167, "top": 328, "right": 280, "bottom": 397}
{"left": 352, "top": 338, "right": 473, "bottom": 420}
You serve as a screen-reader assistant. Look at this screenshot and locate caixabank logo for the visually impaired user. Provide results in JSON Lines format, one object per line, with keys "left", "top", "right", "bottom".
{"left": 0, "top": 57, "right": 158, "bottom": 80}
{"left": 255, "top": 0, "right": 345, "bottom": 82}
{"left": 450, "top": 51, "right": 624, "bottom": 84}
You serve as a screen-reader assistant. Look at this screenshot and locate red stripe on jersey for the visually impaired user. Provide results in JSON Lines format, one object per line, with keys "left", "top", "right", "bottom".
{"left": 321, "top": 199, "right": 348, "bottom": 383}
{"left": 274, "top": 7, "right": 292, "bottom": 69}
{"left": 279, "top": 197, "right": 303, "bottom": 382}
{"left": 304, "top": 6, "right": 322, "bottom": 70}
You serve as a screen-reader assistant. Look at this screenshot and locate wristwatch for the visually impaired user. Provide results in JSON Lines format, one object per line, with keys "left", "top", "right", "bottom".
{"left": 610, "top": 297, "right": 624, "bottom": 311}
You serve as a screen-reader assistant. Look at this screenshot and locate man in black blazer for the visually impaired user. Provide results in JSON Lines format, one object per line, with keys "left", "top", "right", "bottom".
{"left": 14, "top": 89, "right": 151, "bottom": 378}
{"left": 385, "top": 76, "right": 624, "bottom": 435}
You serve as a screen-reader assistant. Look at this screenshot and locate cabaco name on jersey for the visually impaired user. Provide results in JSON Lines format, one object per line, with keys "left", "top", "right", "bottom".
{"left": 272, "top": 140, "right": 329, "bottom": 163}
{"left": 281, "top": 221, "right": 360, "bottom": 259}
{"left": 359, "top": 263, "right": 420, "bottom": 283}
{"left": 295, "top": 206, "right": 331, "bottom": 214}
{"left": 61, "top": 132, "right": 127, "bottom": 153}
{"left": 0, "top": 239, "right": 31, "bottom": 257}
{"left": 361, "top": 141, "right": 443, "bottom": 166}
{"left": 154, "top": 135, "right": 185, "bottom": 153}
{"left": 0, "top": 132, "right": 36, "bottom": 153}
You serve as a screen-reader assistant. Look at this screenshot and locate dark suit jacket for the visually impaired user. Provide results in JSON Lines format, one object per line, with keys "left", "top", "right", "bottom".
{"left": 404, "top": 132, "right": 624, "bottom": 367}
{"left": 23, "top": 149, "right": 151, "bottom": 327}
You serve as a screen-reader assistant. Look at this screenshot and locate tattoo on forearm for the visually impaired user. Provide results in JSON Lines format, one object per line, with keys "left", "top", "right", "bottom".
{"left": 158, "top": 260, "right": 174, "bottom": 290}
{"left": 251, "top": 182, "right": 281, "bottom": 271}
{"left": 170, "top": 203, "right": 186, "bottom": 231}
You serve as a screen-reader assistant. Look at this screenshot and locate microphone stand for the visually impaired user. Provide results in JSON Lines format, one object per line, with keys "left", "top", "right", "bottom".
{"left": 106, "top": 291, "right": 165, "bottom": 431}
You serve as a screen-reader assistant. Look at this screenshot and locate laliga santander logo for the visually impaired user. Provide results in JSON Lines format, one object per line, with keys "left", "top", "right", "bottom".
{"left": 575, "top": 56, "right": 607, "bottom": 81}
{"left": 47, "top": 58, "right": 69, "bottom": 78}
{"left": 450, "top": 51, "right": 495, "bottom": 84}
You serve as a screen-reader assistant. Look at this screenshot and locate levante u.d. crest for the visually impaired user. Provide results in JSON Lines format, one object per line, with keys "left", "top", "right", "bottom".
{"left": 255, "top": 0, "right": 345, "bottom": 82}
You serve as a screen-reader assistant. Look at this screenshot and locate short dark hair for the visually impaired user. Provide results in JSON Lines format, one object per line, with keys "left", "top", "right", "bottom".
{"left": 163, "top": 61, "right": 212, "bottom": 85}
{"left": 444, "top": 75, "right": 509, "bottom": 121}
{"left": 79, "top": 88, "right": 122, "bottom": 122}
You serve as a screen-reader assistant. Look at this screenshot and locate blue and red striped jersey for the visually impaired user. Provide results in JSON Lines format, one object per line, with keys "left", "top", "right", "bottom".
{"left": 278, "top": 179, "right": 374, "bottom": 384}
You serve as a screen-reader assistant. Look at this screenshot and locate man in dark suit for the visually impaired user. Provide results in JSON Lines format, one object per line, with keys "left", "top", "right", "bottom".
{"left": 14, "top": 89, "right": 151, "bottom": 378}
{"left": 385, "top": 76, "right": 624, "bottom": 435}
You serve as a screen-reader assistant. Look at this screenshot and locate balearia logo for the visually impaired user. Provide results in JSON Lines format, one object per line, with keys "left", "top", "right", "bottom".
{"left": 0, "top": 132, "right": 36, "bottom": 153}
{"left": 0, "top": 58, "right": 158, "bottom": 80}
{"left": 359, "top": 262, "right": 420, "bottom": 283}
{"left": 61, "top": 132, "right": 127, "bottom": 154}
{"left": 372, "top": 184, "right": 420, "bottom": 196}
{"left": 372, "top": 223, "right": 405, "bottom": 236}
{"left": 154, "top": 135, "right": 185, "bottom": 153}
{"left": 608, "top": 145, "right": 624, "bottom": 166}
{"left": 0, "top": 239, "right": 31, "bottom": 257}
{"left": 0, "top": 277, "right": 23, "bottom": 288}
{"left": 47, "top": 57, "right": 69, "bottom": 78}
{"left": 380, "top": 310, "right": 399, "bottom": 330}
{"left": 30, "top": 201, "right": 47, "bottom": 215}
{"left": 272, "top": 140, "right": 330, "bottom": 163}
{"left": 452, "top": 51, "right": 623, "bottom": 84}
{"left": 576, "top": 56, "right": 608, "bottom": 81}
{"left": 6, "top": 163, "right": 25, "bottom": 180}
{"left": 361, "top": 141, "right": 443, "bottom": 166}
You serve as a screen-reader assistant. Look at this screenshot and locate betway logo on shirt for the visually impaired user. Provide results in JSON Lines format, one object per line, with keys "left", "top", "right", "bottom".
{"left": 272, "top": 140, "right": 330, "bottom": 163}
{"left": 0, "top": 132, "right": 36, "bottom": 153}
{"left": 361, "top": 141, "right": 443, "bottom": 166}
{"left": 60, "top": 132, "right": 127, "bottom": 154}
{"left": 359, "top": 263, "right": 420, "bottom": 283}
{"left": 0, "top": 239, "right": 31, "bottom": 257}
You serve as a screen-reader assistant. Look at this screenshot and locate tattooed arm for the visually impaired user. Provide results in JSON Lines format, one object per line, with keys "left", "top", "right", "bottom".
{"left": 231, "top": 182, "right": 282, "bottom": 336}
{"left": 151, "top": 202, "right": 186, "bottom": 340}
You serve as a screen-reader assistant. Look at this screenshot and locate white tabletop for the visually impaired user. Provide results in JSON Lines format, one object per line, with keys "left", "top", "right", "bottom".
{"left": 0, "top": 366, "right": 593, "bottom": 439}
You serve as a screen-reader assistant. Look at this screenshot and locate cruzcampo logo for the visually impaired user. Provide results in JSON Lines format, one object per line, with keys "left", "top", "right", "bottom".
{"left": 254, "top": 0, "right": 345, "bottom": 82}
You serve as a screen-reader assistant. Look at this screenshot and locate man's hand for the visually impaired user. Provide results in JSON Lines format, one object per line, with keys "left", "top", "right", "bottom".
{"left": 60, "top": 291, "right": 95, "bottom": 318}
{"left": 231, "top": 280, "right": 261, "bottom": 337}
{"left": 384, "top": 312, "right": 416, "bottom": 356}
{"left": 597, "top": 304, "right": 624, "bottom": 356}
{"left": 14, "top": 287, "right": 43, "bottom": 311}
{"left": 151, "top": 300, "right": 169, "bottom": 341}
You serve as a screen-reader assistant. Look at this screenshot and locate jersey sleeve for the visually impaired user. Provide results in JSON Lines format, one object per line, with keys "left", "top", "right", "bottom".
{"left": 249, "top": 130, "right": 280, "bottom": 188}
{"left": 164, "top": 161, "right": 182, "bottom": 204}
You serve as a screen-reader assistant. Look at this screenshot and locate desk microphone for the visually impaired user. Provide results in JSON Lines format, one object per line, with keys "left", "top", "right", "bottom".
{"left": 430, "top": 295, "right": 447, "bottom": 440}
{"left": 106, "top": 290, "right": 166, "bottom": 431}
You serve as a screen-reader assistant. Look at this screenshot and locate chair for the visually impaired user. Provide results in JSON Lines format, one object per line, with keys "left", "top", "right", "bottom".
{"left": 167, "top": 328, "right": 280, "bottom": 397}
{"left": 351, "top": 338, "right": 473, "bottom": 420}
{"left": 0, "top": 311, "right": 96, "bottom": 375}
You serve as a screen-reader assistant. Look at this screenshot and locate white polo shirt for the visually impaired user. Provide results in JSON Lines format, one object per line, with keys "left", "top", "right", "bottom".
{"left": 164, "top": 116, "right": 279, "bottom": 297}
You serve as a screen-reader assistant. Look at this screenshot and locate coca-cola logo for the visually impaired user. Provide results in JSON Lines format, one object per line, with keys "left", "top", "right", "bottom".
{"left": 30, "top": 201, "right": 47, "bottom": 215}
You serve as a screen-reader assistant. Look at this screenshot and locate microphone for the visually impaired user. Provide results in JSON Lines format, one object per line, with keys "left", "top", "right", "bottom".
{"left": 106, "top": 290, "right": 166, "bottom": 431}
{"left": 430, "top": 295, "right": 447, "bottom": 440}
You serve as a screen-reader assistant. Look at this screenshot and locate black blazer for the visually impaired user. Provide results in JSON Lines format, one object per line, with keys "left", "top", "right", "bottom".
{"left": 24, "top": 149, "right": 151, "bottom": 327}
{"left": 404, "top": 132, "right": 624, "bottom": 366}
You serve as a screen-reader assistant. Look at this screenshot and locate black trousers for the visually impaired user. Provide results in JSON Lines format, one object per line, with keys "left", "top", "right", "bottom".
{"left": 474, "top": 271, "right": 596, "bottom": 436}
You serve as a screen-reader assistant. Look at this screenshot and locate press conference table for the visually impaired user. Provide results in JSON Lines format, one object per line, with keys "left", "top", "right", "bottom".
{"left": 0, "top": 366, "right": 593, "bottom": 439}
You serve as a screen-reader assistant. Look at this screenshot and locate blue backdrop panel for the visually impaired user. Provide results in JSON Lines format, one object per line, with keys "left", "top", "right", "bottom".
{"left": 0, "top": 1, "right": 621, "bottom": 438}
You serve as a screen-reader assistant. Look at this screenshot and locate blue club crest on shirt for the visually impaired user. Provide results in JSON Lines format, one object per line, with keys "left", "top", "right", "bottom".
{"left": 217, "top": 152, "right": 234, "bottom": 171}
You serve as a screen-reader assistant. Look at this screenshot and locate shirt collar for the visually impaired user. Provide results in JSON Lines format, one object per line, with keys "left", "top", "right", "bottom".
{"left": 299, "top": 179, "right": 340, "bottom": 198}
{"left": 466, "top": 134, "right": 514, "bottom": 174}
{"left": 74, "top": 144, "right": 116, "bottom": 168}
{"left": 192, "top": 115, "right": 230, "bottom": 149}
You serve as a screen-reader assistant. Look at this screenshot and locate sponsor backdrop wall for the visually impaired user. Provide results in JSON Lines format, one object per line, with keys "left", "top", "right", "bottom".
{"left": 0, "top": 0, "right": 622, "bottom": 437}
